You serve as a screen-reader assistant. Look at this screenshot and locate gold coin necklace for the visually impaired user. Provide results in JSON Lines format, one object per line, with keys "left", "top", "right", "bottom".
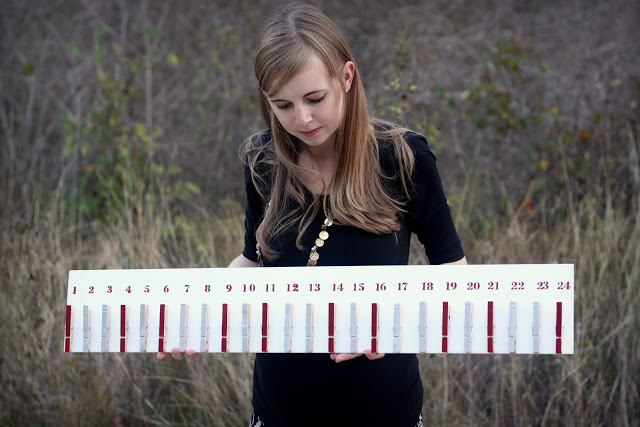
{"left": 256, "top": 212, "right": 333, "bottom": 267}
{"left": 307, "top": 214, "right": 333, "bottom": 266}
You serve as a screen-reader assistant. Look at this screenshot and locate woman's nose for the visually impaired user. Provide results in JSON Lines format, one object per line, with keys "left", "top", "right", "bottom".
{"left": 294, "top": 106, "right": 312, "bottom": 126}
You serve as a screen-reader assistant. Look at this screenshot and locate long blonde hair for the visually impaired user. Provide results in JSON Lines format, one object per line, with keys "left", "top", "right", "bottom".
{"left": 245, "top": 3, "right": 415, "bottom": 260}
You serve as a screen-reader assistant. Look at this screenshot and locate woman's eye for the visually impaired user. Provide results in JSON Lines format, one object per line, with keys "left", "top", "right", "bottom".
{"left": 308, "top": 96, "right": 325, "bottom": 104}
{"left": 276, "top": 103, "right": 291, "bottom": 110}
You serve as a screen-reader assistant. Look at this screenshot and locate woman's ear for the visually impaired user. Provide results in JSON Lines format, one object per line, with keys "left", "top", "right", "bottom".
{"left": 343, "top": 61, "right": 355, "bottom": 93}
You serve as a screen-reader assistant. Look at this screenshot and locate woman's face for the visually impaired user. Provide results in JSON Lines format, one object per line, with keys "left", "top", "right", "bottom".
{"left": 267, "top": 54, "right": 354, "bottom": 152}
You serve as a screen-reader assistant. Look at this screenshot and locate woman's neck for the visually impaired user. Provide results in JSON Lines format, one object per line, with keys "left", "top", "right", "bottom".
{"left": 298, "top": 139, "right": 335, "bottom": 195}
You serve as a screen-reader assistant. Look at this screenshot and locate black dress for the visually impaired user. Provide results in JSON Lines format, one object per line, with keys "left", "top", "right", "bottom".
{"left": 241, "top": 130, "right": 464, "bottom": 426}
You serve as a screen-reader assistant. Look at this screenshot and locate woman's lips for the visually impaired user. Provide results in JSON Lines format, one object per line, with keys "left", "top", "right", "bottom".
{"left": 300, "top": 127, "right": 321, "bottom": 137}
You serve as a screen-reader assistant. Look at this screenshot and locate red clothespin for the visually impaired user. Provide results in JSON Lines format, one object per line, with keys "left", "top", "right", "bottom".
{"left": 487, "top": 301, "right": 494, "bottom": 353}
{"left": 221, "top": 303, "right": 229, "bottom": 352}
{"left": 442, "top": 302, "right": 450, "bottom": 353}
{"left": 158, "top": 304, "right": 166, "bottom": 352}
{"left": 555, "top": 302, "right": 562, "bottom": 354}
{"left": 65, "top": 305, "right": 73, "bottom": 352}
{"left": 328, "top": 303, "right": 335, "bottom": 353}
{"left": 120, "top": 305, "right": 127, "bottom": 352}
{"left": 262, "top": 303, "right": 269, "bottom": 352}
{"left": 371, "top": 303, "right": 379, "bottom": 353}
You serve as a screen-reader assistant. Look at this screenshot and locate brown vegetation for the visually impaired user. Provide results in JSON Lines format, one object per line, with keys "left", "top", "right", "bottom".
{"left": 1, "top": 0, "right": 639, "bottom": 425}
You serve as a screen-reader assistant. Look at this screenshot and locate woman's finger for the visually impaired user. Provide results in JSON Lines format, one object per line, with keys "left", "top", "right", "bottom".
{"left": 363, "top": 349, "right": 385, "bottom": 360}
{"left": 330, "top": 353, "right": 362, "bottom": 363}
{"left": 157, "top": 348, "right": 197, "bottom": 360}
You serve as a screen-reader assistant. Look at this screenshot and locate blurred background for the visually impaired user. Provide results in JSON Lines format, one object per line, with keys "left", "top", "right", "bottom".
{"left": 1, "top": 0, "right": 638, "bottom": 425}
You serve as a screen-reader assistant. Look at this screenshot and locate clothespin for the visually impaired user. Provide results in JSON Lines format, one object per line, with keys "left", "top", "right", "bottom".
{"left": 487, "top": 301, "right": 494, "bottom": 353}
{"left": 328, "top": 303, "right": 335, "bottom": 353}
{"left": 464, "top": 301, "right": 473, "bottom": 353}
{"left": 418, "top": 302, "right": 427, "bottom": 353}
{"left": 393, "top": 303, "right": 401, "bottom": 353}
{"left": 158, "top": 304, "right": 166, "bottom": 353}
{"left": 371, "top": 303, "right": 379, "bottom": 353}
{"left": 64, "top": 305, "right": 73, "bottom": 352}
{"left": 283, "top": 303, "right": 292, "bottom": 352}
{"left": 241, "top": 303, "right": 250, "bottom": 352}
{"left": 442, "top": 302, "right": 450, "bottom": 353}
{"left": 221, "top": 303, "right": 229, "bottom": 352}
{"left": 350, "top": 303, "right": 358, "bottom": 353}
{"left": 305, "top": 303, "right": 314, "bottom": 353}
{"left": 262, "top": 303, "right": 269, "bottom": 352}
{"left": 101, "top": 304, "right": 110, "bottom": 352}
{"left": 119, "top": 305, "right": 128, "bottom": 352}
{"left": 179, "top": 304, "right": 188, "bottom": 353}
{"left": 83, "top": 305, "right": 90, "bottom": 352}
{"left": 555, "top": 302, "right": 563, "bottom": 354}
{"left": 508, "top": 301, "right": 517, "bottom": 353}
{"left": 200, "top": 304, "right": 208, "bottom": 353}
{"left": 532, "top": 302, "right": 541, "bottom": 354}
{"left": 139, "top": 304, "right": 148, "bottom": 352}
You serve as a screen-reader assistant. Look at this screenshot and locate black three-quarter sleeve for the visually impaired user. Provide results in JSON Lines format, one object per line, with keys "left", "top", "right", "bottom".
{"left": 241, "top": 131, "right": 273, "bottom": 262}
{"left": 241, "top": 163, "right": 264, "bottom": 263}
{"left": 404, "top": 132, "right": 464, "bottom": 265}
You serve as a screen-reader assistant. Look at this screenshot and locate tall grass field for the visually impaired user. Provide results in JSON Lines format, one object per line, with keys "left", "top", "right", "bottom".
{"left": 1, "top": 0, "right": 638, "bottom": 425}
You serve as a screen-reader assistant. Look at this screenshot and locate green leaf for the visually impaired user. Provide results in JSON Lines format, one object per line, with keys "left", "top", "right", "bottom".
{"left": 541, "top": 61, "right": 549, "bottom": 73}
{"left": 67, "top": 43, "right": 81, "bottom": 58}
{"left": 167, "top": 51, "right": 179, "bottom": 67}
{"left": 21, "top": 62, "right": 35, "bottom": 76}
{"left": 184, "top": 181, "right": 201, "bottom": 196}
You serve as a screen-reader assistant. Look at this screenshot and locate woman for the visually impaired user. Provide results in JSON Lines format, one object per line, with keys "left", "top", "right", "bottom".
{"left": 161, "top": 4, "right": 466, "bottom": 426}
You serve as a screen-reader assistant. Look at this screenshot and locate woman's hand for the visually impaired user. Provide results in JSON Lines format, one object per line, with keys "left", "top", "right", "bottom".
{"left": 157, "top": 348, "right": 198, "bottom": 360}
{"left": 330, "top": 349, "right": 385, "bottom": 363}
{"left": 155, "top": 256, "right": 253, "bottom": 361}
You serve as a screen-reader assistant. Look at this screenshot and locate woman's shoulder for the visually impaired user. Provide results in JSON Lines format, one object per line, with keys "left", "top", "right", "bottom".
{"left": 242, "top": 129, "right": 275, "bottom": 165}
{"left": 403, "top": 131, "right": 435, "bottom": 162}
{"left": 244, "top": 129, "right": 273, "bottom": 151}
{"left": 373, "top": 121, "right": 433, "bottom": 168}
{"left": 373, "top": 120, "right": 429, "bottom": 151}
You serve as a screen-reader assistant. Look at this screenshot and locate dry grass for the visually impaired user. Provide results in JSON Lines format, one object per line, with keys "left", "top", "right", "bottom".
{"left": 1, "top": 0, "right": 639, "bottom": 425}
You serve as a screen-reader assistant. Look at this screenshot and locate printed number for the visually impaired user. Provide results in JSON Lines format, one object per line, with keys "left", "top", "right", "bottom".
{"left": 265, "top": 284, "right": 274, "bottom": 292}
{"left": 488, "top": 281, "right": 499, "bottom": 290}
{"left": 184, "top": 284, "right": 190, "bottom": 293}
{"left": 89, "top": 286, "right": 94, "bottom": 294}
{"left": 126, "top": 285, "right": 132, "bottom": 294}
{"left": 333, "top": 283, "right": 344, "bottom": 292}
{"left": 467, "top": 282, "right": 480, "bottom": 291}
{"left": 144, "top": 285, "right": 150, "bottom": 293}
{"left": 204, "top": 284, "right": 211, "bottom": 293}
{"left": 537, "top": 281, "right": 549, "bottom": 290}
{"left": 244, "top": 284, "right": 256, "bottom": 292}
{"left": 163, "top": 285, "right": 170, "bottom": 293}
{"left": 398, "top": 282, "right": 408, "bottom": 291}
{"left": 226, "top": 284, "right": 232, "bottom": 292}
{"left": 446, "top": 282, "right": 457, "bottom": 291}
{"left": 107, "top": 285, "right": 113, "bottom": 293}
{"left": 73, "top": 286, "right": 77, "bottom": 294}
{"left": 287, "top": 283, "right": 299, "bottom": 292}
{"left": 376, "top": 283, "right": 386, "bottom": 291}
{"left": 422, "top": 282, "right": 434, "bottom": 291}
{"left": 309, "top": 283, "right": 320, "bottom": 292}
{"left": 354, "top": 283, "right": 365, "bottom": 292}
{"left": 511, "top": 282, "right": 525, "bottom": 290}
{"left": 557, "top": 281, "right": 571, "bottom": 290}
